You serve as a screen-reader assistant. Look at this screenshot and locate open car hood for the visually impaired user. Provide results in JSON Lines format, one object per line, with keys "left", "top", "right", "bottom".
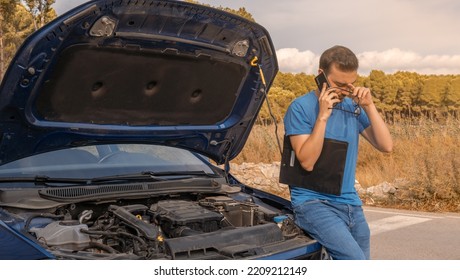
{"left": 0, "top": 0, "right": 278, "bottom": 165}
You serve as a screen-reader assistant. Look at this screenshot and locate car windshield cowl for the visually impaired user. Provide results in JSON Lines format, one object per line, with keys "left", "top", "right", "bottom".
{"left": 37, "top": 177, "right": 224, "bottom": 203}
{"left": 0, "top": 171, "right": 222, "bottom": 187}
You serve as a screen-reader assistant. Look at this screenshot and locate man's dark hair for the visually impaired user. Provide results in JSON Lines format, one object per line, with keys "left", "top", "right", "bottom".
{"left": 319, "top": 45, "right": 359, "bottom": 74}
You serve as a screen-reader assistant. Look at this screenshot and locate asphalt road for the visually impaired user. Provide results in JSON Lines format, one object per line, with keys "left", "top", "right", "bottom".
{"left": 364, "top": 206, "right": 460, "bottom": 260}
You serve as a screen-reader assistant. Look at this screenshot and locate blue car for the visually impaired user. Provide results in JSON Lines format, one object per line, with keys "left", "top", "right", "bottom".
{"left": 0, "top": 0, "right": 320, "bottom": 260}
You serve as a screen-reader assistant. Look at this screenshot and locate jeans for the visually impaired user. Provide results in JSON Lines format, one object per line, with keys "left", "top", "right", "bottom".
{"left": 293, "top": 199, "right": 370, "bottom": 260}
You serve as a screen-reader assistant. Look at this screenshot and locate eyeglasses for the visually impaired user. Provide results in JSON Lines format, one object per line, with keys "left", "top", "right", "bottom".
{"left": 329, "top": 86, "right": 354, "bottom": 96}
{"left": 332, "top": 98, "right": 361, "bottom": 117}
{"left": 328, "top": 87, "right": 361, "bottom": 117}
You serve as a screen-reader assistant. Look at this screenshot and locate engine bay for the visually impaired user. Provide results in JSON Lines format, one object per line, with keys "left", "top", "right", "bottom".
{"left": 3, "top": 193, "right": 307, "bottom": 260}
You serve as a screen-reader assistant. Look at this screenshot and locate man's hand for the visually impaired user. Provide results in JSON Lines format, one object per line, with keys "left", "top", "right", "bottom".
{"left": 348, "top": 85, "right": 374, "bottom": 108}
{"left": 317, "top": 83, "right": 341, "bottom": 121}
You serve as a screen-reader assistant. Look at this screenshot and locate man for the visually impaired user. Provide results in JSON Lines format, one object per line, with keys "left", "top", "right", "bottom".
{"left": 283, "top": 45, "right": 393, "bottom": 259}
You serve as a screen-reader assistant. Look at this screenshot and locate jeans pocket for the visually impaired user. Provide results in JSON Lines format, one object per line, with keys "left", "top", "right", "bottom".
{"left": 292, "top": 199, "right": 324, "bottom": 228}
{"left": 293, "top": 199, "right": 324, "bottom": 214}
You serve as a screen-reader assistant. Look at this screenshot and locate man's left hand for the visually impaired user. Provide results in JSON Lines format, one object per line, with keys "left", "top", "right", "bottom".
{"left": 349, "top": 85, "right": 374, "bottom": 108}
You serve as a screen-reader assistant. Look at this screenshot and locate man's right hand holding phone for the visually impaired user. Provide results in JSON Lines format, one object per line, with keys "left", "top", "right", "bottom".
{"left": 317, "top": 83, "right": 340, "bottom": 121}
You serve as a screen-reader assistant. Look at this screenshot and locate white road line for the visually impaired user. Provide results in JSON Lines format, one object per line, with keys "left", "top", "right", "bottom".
{"left": 369, "top": 215, "right": 431, "bottom": 236}
{"left": 364, "top": 208, "right": 442, "bottom": 219}
{"left": 445, "top": 215, "right": 460, "bottom": 219}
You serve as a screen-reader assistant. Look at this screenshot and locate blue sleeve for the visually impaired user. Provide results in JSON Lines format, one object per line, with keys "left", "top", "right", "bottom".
{"left": 283, "top": 97, "right": 315, "bottom": 136}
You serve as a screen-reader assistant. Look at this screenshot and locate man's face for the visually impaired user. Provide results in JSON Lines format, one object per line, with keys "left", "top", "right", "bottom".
{"left": 326, "top": 64, "right": 358, "bottom": 101}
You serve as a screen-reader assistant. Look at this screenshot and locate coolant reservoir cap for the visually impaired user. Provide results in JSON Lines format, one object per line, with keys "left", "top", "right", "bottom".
{"left": 273, "top": 215, "right": 288, "bottom": 223}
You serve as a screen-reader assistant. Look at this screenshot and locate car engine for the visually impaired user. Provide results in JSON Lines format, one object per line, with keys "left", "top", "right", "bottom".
{"left": 15, "top": 195, "right": 304, "bottom": 260}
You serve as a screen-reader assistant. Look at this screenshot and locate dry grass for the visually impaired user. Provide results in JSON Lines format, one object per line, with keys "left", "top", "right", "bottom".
{"left": 234, "top": 119, "right": 460, "bottom": 212}
{"left": 233, "top": 123, "right": 284, "bottom": 164}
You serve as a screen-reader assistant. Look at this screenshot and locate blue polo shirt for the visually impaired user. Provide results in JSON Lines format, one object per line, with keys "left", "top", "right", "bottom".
{"left": 284, "top": 91, "right": 370, "bottom": 206}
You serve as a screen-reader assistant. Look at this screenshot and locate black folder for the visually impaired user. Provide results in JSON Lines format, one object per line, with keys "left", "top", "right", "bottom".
{"left": 279, "top": 135, "right": 348, "bottom": 195}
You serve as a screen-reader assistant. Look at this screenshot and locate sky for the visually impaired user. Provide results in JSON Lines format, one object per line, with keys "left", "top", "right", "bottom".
{"left": 52, "top": 0, "right": 460, "bottom": 75}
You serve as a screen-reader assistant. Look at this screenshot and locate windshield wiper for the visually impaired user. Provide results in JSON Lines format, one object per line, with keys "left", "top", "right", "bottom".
{"left": 90, "top": 171, "right": 220, "bottom": 183}
{"left": 0, "top": 176, "right": 89, "bottom": 185}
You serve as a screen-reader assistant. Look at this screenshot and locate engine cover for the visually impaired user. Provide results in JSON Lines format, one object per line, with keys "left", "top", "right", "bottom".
{"left": 152, "top": 200, "right": 223, "bottom": 236}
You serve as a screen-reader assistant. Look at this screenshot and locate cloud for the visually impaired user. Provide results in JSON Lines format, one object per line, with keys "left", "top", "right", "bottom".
{"left": 358, "top": 49, "right": 460, "bottom": 75}
{"left": 276, "top": 48, "right": 460, "bottom": 75}
{"left": 275, "top": 48, "right": 319, "bottom": 74}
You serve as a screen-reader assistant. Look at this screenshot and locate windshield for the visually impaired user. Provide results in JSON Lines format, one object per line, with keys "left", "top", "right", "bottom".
{"left": 0, "top": 144, "right": 215, "bottom": 185}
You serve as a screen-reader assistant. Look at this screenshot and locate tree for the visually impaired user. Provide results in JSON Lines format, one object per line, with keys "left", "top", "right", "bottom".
{"left": 419, "top": 76, "right": 450, "bottom": 119}
{"left": 21, "top": 0, "right": 56, "bottom": 31}
{"left": 272, "top": 72, "right": 314, "bottom": 97}
{"left": 443, "top": 77, "right": 460, "bottom": 118}
{"left": 258, "top": 86, "right": 295, "bottom": 124}
{"left": 0, "top": 0, "right": 17, "bottom": 79}
{"left": 0, "top": 1, "right": 56, "bottom": 81}
{"left": 365, "top": 70, "right": 387, "bottom": 116}
{"left": 393, "top": 71, "right": 422, "bottom": 118}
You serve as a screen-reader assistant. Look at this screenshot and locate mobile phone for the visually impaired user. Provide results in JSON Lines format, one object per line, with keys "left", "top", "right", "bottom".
{"left": 315, "top": 71, "right": 330, "bottom": 92}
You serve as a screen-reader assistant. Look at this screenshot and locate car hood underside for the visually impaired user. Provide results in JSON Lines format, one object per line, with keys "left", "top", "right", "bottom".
{"left": 0, "top": 0, "right": 278, "bottom": 165}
